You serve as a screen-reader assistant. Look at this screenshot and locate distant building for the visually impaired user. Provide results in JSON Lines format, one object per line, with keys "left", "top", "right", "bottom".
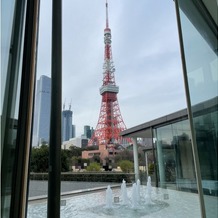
{"left": 62, "top": 136, "right": 88, "bottom": 149}
{"left": 83, "top": 125, "right": 94, "bottom": 139}
{"left": 82, "top": 144, "right": 121, "bottom": 170}
{"left": 72, "top": 124, "right": 76, "bottom": 138}
{"left": 61, "top": 139, "right": 74, "bottom": 150}
{"left": 62, "top": 109, "right": 73, "bottom": 142}
{"left": 82, "top": 144, "right": 107, "bottom": 160}
{"left": 32, "top": 75, "right": 51, "bottom": 146}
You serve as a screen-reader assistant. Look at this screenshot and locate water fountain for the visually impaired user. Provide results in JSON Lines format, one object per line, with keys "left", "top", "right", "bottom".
{"left": 121, "top": 179, "right": 128, "bottom": 205}
{"left": 131, "top": 183, "right": 138, "bottom": 209}
{"left": 105, "top": 185, "right": 113, "bottom": 209}
{"left": 106, "top": 177, "right": 158, "bottom": 211}
{"left": 28, "top": 177, "right": 169, "bottom": 218}
{"left": 145, "top": 176, "right": 153, "bottom": 204}
{"left": 136, "top": 179, "right": 141, "bottom": 203}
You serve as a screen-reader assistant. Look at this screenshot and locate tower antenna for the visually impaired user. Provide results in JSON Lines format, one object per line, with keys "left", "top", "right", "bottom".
{"left": 106, "top": 0, "right": 109, "bottom": 28}
{"left": 69, "top": 99, "right": 72, "bottom": 110}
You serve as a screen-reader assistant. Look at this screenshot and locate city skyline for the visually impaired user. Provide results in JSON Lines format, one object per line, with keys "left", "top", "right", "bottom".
{"left": 36, "top": 0, "right": 186, "bottom": 137}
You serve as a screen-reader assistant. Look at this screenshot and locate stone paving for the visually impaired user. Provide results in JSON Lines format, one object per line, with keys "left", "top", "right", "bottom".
{"left": 28, "top": 181, "right": 218, "bottom": 218}
{"left": 28, "top": 180, "right": 120, "bottom": 197}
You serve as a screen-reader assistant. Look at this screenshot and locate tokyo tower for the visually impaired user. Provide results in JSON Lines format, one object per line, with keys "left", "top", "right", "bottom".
{"left": 89, "top": 0, "right": 128, "bottom": 146}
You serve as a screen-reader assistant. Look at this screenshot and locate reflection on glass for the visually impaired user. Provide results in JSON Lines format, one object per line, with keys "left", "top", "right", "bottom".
{"left": 155, "top": 120, "right": 197, "bottom": 192}
{"left": 178, "top": 2, "right": 218, "bottom": 217}
{"left": 1, "top": 0, "right": 16, "bottom": 112}
{"left": 179, "top": 9, "right": 217, "bottom": 106}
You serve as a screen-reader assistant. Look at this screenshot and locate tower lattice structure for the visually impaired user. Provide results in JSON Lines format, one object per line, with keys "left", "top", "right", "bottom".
{"left": 89, "top": 1, "right": 127, "bottom": 146}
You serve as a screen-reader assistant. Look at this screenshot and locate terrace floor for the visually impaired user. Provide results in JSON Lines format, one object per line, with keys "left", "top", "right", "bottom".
{"left": 27, "top": 184, "right": 218, "bottom": 218}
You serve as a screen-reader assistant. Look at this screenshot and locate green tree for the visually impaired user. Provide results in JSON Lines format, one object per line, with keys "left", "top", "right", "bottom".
{"left": 118, "top": 160, "right": 134, "bottom": 173}
{"left": 68, "top": 146, "right": 82, "bottom": 157}
{"left": 61, "top": 149, "right": 71, "bottom": 172}
{"left": 148, "top": 163, "right": 154, "bottom": 175}
{"left": 90, "top": 154, "right": 100, "bottom": 163}
{"left": 114, "top": 149, "right": 133, "bottom": 163}
{"left": 86, "top": 162, "right": 101, "bottom": 171}
{"left": 30, "top": 145, "right": 71, "bottom": 172}
{"left": 30, "top": 145, "right": 49, "bottom": 172}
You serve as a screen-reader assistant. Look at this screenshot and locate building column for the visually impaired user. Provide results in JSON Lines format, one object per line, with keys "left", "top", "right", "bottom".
{"left": 132, "top": 137, "right": 139, "bottom": 182}
{"left": 145, "top": 151, "right": 149, "bottom": 176}
{"left": 47, "top": 0, "right": 62, "bottom": 218}
{"left": 157, "top": 141, "right": 165, "bottom": 188}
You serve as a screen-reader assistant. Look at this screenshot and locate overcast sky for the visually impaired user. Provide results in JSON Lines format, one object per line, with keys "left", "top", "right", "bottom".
{"left": 36, "top": 0, "right": 187, "bottom": 137}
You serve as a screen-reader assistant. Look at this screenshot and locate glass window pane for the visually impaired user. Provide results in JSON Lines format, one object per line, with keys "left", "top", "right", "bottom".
{"left": 1, "top": 0, "right": 27, "bottom": 216}
{"left": 180, "top": 10, "right": 217, "bottom": 105}
{"left": 1, "top": 0, "right": 16, "bottom": 111}
{"left": 178, "top": 1, "right": 218, "bottom": 217}
{"left": 155, "top": 120, "right": 197, "bottom": 192}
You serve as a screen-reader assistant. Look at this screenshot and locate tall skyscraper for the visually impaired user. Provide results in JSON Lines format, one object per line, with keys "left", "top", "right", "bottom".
{"left": 62, "top": 104, "right": 73, "bottom": 142}
{"left": 32, "top": 75, "right": 51, "bottom": 146}
{"left": 84, "top": 125, "right": 92, "bottom": 139}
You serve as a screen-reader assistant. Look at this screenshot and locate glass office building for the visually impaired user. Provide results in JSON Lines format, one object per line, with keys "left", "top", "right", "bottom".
{"left": 1, "top": 0, "right": 217, "bottom": 218}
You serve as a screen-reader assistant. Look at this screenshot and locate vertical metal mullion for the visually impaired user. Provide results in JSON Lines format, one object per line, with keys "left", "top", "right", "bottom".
{"left": 47, "top": 0, "right": 62, "bottom": 217}
{"left": 174, "top": 0, "right": 206, "bottom": 217}
{"left": 9, "top": 0, "right": 40, "bottom": 217}
{"left": 151, "top": 127, "right": 158, "bottom": 188}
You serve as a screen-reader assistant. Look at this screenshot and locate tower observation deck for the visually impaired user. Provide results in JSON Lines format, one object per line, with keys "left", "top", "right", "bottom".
{"left": 88, "top": 1, "right": 128, "bottom": 146}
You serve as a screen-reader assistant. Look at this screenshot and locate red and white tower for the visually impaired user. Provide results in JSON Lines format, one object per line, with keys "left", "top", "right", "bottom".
{"left": 89, "top": 1, "right": 128, "bottom": 146}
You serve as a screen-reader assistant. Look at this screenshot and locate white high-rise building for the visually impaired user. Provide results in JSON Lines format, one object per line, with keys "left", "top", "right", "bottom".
{"left": 32, "top": 75, "right": 51, "bottom": 146}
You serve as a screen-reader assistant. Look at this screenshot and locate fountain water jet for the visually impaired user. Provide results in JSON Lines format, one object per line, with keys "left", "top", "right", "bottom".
{"left": 131, "top": 183, "right": 138, "bottom": 209}
{"left": 105, "top": 185, "right": 113, "bottom": 209}
{"left": 121, "top": 179, "right": 128, "bottom": 205}
{"left": 136, "top": 179, "right": 141, "bottom": 203}
{"left": 145, "top": 176, "right": 153, "bottom": 204}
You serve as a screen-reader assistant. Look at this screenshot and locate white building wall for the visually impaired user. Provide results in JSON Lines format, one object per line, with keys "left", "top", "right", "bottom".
{"left": 62, "top": 136, "right": 87, "bottom": 149}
